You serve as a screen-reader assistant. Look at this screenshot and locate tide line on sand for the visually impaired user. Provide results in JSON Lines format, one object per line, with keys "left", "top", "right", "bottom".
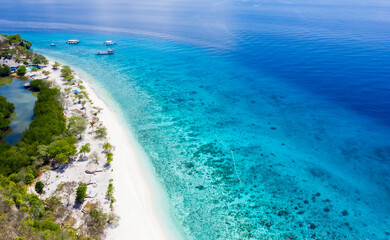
{"left": 45, "top": 59, "right": 182, "bottom": 240}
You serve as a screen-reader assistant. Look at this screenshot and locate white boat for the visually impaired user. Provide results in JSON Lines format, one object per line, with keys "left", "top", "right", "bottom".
{"left": 96, "top": 49, "right": 115, "bottom": 55}
{"left": 66, "top": 40, "right": 80, "bottom": 44}
{"left": 104, "top": 40, "right": 116, "bottom": 46}
{"left": 50, "top": 43, "right": 56, "bottom": 46}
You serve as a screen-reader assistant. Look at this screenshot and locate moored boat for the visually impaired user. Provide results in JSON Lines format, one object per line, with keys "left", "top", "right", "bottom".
{"left": 66, "top": 40, "right": 80, "bottom": 44}
{"left": 104, "top": 40, "right": 116, "bottom": 46}
{"left": 96, "top": 49, "right": 115, "bottom": 55}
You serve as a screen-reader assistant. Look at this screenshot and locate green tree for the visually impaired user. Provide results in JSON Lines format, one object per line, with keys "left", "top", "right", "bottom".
{"left": 31, "top": 66, "right": 38, "bottom": 72}
{"left": 0, "top": 65, "right": 10, "bottom": 77}
{"left": 81, "top": 100, "right": 87, "bottom": 110}
{"left": 79, "top": 143, "right": 91, "bottom": 158}
{"left": 16, "top": 65, "right": 26, "bottom": 76}
{"left": 35, "top": 181, "right": 44, "bottom": 194}
{"left": 106, "top": 152, "right": 113, "bottom": 165}
{"left": 32, "top": 54, "right": 48, "bottom": 65}
{"left": 7, "top": 34, "right": 21, "bottom": 43}
{"left": 68, "top": 115, "right": 87, "bottom": 139}
{"left": 102, "top": 142, "right": 112, "bottom": 153}
{"left": 0, "top": 96, "right": 15, "bottom": 135}
{"left": 95, "top": 126, "right": 107, "bottom": 138}
{"left": 76, "top": 183, "right": 87, "bottom": 203}
{"left": 48, "top": 137, "right": 77, "bottom": 163}
{"left": 24, "top": 173, "right": 34, "bottom": 185}
{"left": 53, "top": 61, "right": 61, "bottom": 69}
{"left": 84, "top": 203, "right": 108, "bottom": 237}
{"left": 64, "top": 75, "right": 74, "bottom": 81}
{"left": 61, "top": 65, "right": 72, "bottom": 78}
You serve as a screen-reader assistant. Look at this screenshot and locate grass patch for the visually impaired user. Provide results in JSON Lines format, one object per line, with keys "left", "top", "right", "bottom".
{"left": 31, "top": 91, "right": 39, "bottom": 97}
{"left": 16, "top": 75, "right": 29, "bottom": 81}
{"left": 0, "top": 76, "right": 14, "bottom": 86}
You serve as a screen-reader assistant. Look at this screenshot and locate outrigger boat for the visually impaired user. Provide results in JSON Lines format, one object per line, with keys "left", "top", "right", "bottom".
{"left": 104, "top": 40, "right": 116, "bottom": 46}
{"left": 96, "top": 49, "right": 114, "bottom": 55}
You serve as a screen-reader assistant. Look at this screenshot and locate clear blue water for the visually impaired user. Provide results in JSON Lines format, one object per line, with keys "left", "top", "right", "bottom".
{"left": 0, "top": 78, "right": 36, "bottom": 145}
{"left": 1, "top": 0, "right": 390, "bottom": 239}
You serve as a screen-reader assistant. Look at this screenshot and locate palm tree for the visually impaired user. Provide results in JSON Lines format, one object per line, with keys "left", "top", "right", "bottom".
{"left": 79, "top": 143, "right": 91, "bottom": 160}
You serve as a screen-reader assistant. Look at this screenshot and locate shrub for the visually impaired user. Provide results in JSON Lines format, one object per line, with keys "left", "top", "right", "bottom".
{"left": 79, "top": 143, "right": 91, "bottom": 157}
{"left": 102, "top": 142, "right": 112, "bottom": 152}
{"left": 61, "top": 66, "right": 72, "bottom": 78}
{"left": 24, "top": 173, "right": 34, "bottom": 185}
{"left": 53, "top": 61, "right": 61, "bottom": 69}
{"left": 0, "top": 96, "right": 15, "bottom": 135}
{"left": 106, "top": 152, "right": 113, "bottom": 165}
{"left": 31, "top": 219, "right": 60, "bottom": 232}
{"left": 32, "top": 54, "right": 48, "bottom": 65}
{"left": 76, "top": 183, "right": 87, "bottom": 203}
{"left": 31, "top": 66, "right": 38, "bottom": 72}
{"left": 16, "top": 65, "right": 26, "bottom": 76}
{"left": 35, "top": 181, "right": 44, "bottom": 194}
{"left": 95, "top": 126, "right": 107, "bottom": 138}
{"left": 0, "top": 64, "right": 10, "bottom": 77}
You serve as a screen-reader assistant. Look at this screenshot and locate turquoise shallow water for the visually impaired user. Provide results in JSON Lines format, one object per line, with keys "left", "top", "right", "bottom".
{"left": 0, "top": 78, "right": 36, "bottom": 145}
{"left": 0, "top": 0, "right": 390, "bottom": 238}
{"left": 3, "top": 32, "right": 387, "bottom": 239}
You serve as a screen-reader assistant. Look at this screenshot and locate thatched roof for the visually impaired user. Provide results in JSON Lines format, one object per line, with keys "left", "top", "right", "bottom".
{"left": 85, "top": 162, "right": 98, "bottom": 174}
{"left": 80, "top": 175, "right": 92, "bottom": 184}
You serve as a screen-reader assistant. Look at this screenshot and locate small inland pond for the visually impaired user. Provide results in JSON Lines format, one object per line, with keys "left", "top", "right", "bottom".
{"left": 0, "top": 76, "right": 37, "bottom": 145}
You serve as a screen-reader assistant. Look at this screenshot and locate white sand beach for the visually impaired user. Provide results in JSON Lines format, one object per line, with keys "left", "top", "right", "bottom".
{"left": 32, "top": 61, "right": 181, "bottom": 239}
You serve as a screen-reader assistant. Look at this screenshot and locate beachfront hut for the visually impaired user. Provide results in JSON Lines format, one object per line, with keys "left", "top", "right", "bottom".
{"left": 80, "top": 175, "right": 95, "bottom": 185}
{"left": 85, "top": 162, "right": 102, "bottom": 174}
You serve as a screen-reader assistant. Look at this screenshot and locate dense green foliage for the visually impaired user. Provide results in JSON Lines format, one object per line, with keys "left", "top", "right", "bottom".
{"left": 0, "top": 175, "right": 85, "bottom": 239}
{"left": 0, "top": 80, "right": 68, "bottom": 176}
{"left": 106, "top": 152, "right": 113, "bottom": 165}
{"left": 5, "top": 34, "right": 32, "bottom": 49}
{"left": 22, "top": 80, "right": 66, "bottom": 145}
{"left": 95, "top": 126, "right": 107, "bottom": 137}
{"left": 24, "top": 173, "right": 34, "bottom": 184}
{"left": 0, "top": 64, "right": 10, "bottom": 77}
{"left": 0, "top": 96, "right": 14, "bottom": 136}
{"left": 0, "top": 34, "right": 32, "bottom": 60}
{"left": 61, "top": 65, "right": 73, "bottom": 80}
{"left": 16, "top": 65, "right": 26, "bottom": 76}
{"left": 35, "top": 181, "right": 44, "bottom": 194}
{"left": 76, "top": 183, "right": 87, "bottom": 203}
{"left": 32, "top": 54, "right": 48, "bottom": 65}
{"left": 48, "top": 137, "right": 77, "bottom": 163}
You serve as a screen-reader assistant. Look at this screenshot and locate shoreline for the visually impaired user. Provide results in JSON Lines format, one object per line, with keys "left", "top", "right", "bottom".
{"left": 41, "top": 58, "right": 182, "bottom": 239}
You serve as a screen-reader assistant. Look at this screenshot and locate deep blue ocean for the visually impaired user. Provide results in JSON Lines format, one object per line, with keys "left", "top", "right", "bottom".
{"left": 1, "top": 0, "right": 390, "bottom": 239}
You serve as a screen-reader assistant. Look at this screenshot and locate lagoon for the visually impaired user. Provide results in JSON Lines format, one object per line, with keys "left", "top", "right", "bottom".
{"left": 0, "top": 77, "right": 36, "bottom": 145}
